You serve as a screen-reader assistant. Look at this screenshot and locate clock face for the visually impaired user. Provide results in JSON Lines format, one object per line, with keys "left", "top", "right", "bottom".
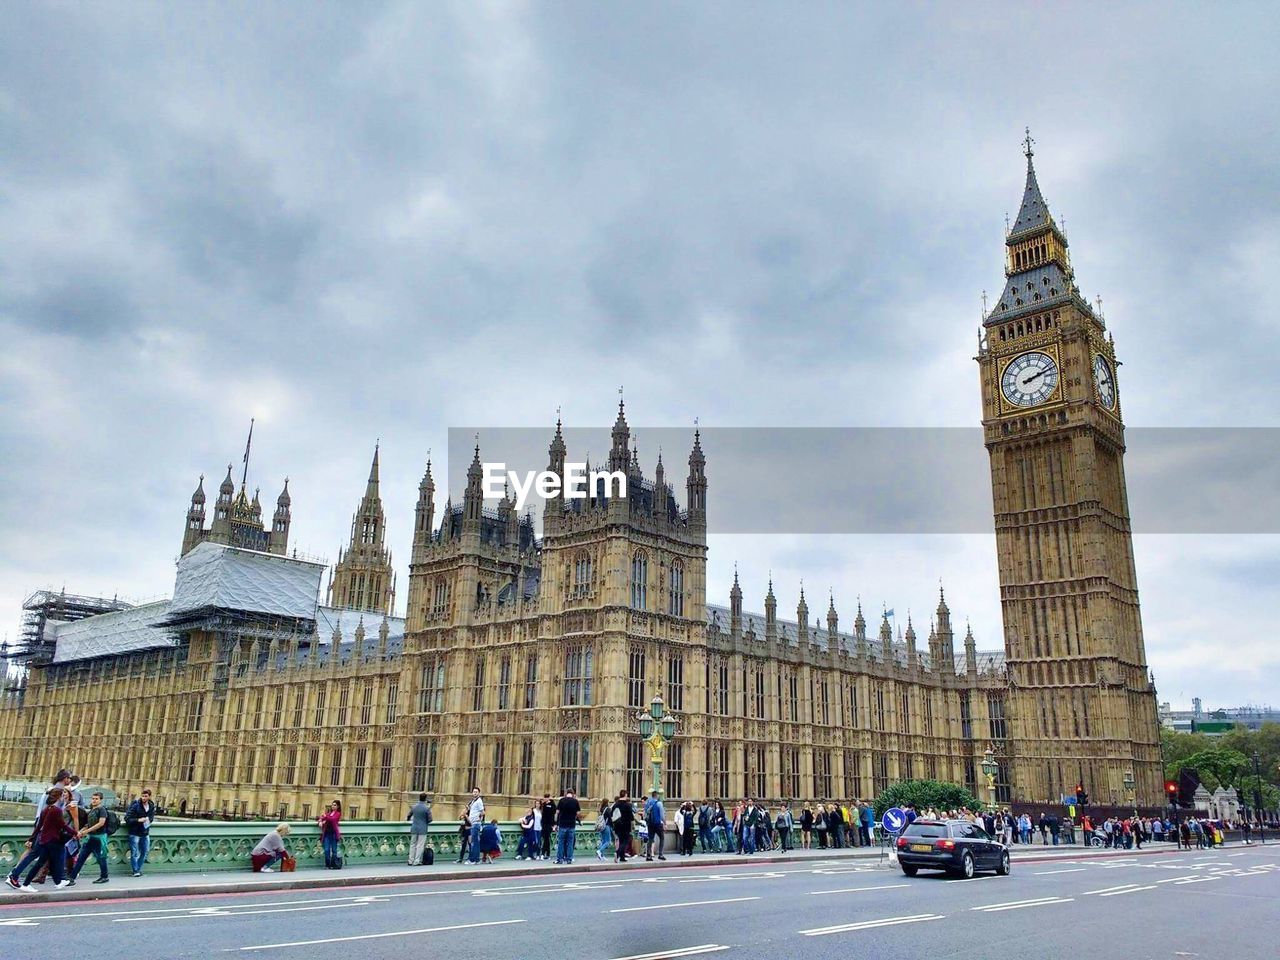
{"left": 1093, "top": 355, "right": 1116, "bottom": 409}
{"left": 1001, "top": 351, "right": 1059, "bottom": 407}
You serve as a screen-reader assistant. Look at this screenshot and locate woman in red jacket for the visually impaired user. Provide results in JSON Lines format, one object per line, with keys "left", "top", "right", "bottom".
{"left": 6, "top": 788, "right": 76, "bottom": 890}
{"left": 318, "top": 799, "right": 343, "bottom": 869}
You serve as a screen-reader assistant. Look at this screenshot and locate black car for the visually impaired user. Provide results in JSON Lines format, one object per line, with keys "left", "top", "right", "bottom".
{"left": 894, "top": 818, "right": 1010, "bottom": 878}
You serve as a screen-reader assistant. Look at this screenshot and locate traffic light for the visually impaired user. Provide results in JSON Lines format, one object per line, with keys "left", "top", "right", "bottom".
{"left": 1075, "top": 784, "right": 1088, "bottom": 807}
{"left": 1165, "top": 780, "right": 1178, "bottom": 803}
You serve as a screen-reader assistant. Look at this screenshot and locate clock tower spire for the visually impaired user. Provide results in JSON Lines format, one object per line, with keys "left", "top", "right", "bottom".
{"left": 977, "top": 133, "right": 1160, "bottom": 808}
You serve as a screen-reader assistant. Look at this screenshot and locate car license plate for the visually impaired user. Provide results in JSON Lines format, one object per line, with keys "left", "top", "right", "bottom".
{"left": 910, "top": 843, "right": 932, "bottom": 852}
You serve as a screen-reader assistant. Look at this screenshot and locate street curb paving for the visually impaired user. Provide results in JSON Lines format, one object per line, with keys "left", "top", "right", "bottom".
{"left": 0, "top": 842, "right": 1193, "bottom": 906}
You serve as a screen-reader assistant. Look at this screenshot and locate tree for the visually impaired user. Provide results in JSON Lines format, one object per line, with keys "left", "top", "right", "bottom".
{"left": 873, "top": 780, "right": 981, "bottom": 817}
{"left": 1172, "top": 746, "right": 1250, "bottom": 793}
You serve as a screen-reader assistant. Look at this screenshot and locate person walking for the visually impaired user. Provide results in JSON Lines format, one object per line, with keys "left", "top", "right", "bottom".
{"left": 714, "top": 801, "right": 732, "bottom": 852}
{"left": 515, "top": 805, "right": 538, "bottom": 860}
{"left": 611, "top": 791, "right": 635, "bottom": 863}
{"left": 740, "top": 799, "right": 760, "bottom": 855}
{"left": 680, "top": 802, "right": 698, "bottom": 855}
{"left": 814, "top": 804, "right": 828, "bottom": 849}
{"left": 407, "top": 793, "right": 433, "bottom": 865}
{"left": 861, "top": 802, "right": 875, "bottom": 846}
{"left": 800, "top": 803, "right": 814, "bottom": 849}
{"left": 466, "top": 788, "right": 485, "bottom": 865}
{"left": 318, "top": 799, "right": 343, "bottom": 868}
{"left": 251, "top": 823, "right": 292, "bottom": 872}
{"left": 643, "top": 791, "right": 666, "bottom": 861}
{"left": 455, "top": 811, "right": 472, "bottom": 863}
{"left": 69, "top": 791, "right": 113, "bottom": 884}
{"left": 776, "top": 802, "right": 794, "bottom": 851}
{"left": 829, "top": 803, "right": 844, "bottom": 848}
{"left": 554, "top": 788, "right": 582, "bottom": 864}
{"left": 125, "top": 788, "right": 156, "bottom": 877}
{"left": 6, "top": 787, "right": 76, "bottom": 890}
{"left": 697, "top": 801, "right": 711, "bottom": 853}
{"left": 540, "top": 794, "right": 556, "bottom": 860}
{"left": 595, "top": 799, "right": 614, "bottom": 861}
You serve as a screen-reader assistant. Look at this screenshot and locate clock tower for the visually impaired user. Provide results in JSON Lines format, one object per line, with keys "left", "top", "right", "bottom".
{"left": 977, "top": 133, "right": 1161, "bottom": 807}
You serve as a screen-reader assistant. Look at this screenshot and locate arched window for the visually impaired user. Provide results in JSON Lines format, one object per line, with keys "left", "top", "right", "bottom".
{"left": 431, "top": 578, "right": 449, "bottom": 616}
{"left": 668, "top": 562, "right": 684, "bottom": 617}
{"left": 631, "top": 552, "right": 648, "bottom": 610}
{"left": 573, "top": 551, "right": 593, "bottom": 598}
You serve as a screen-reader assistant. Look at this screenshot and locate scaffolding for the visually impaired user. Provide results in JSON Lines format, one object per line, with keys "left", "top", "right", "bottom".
{"left": 15, "top": 589, "right": 133, "bottom": 664}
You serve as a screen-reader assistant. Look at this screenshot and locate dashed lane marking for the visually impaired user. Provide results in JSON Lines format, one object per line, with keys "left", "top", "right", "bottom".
{"left": 609, "top": 896, "right": 760, "bottom": 914}
{"left": 1098, "top": 885, "right": 1156, "bottom": 897}
{"left": 800, "top": 914, "right": 944, "bottom": 936}
{"left": 971, "top": 897, "right": 1073, "bottom": 912}
{"left": 606, "top": 946, "right": 730, "bottom": 960}
{"left": 808, "top": 883, "right": 908, "bottom": 895}
{"left": 238, "top": 918, "right": 526, "bottom": 951}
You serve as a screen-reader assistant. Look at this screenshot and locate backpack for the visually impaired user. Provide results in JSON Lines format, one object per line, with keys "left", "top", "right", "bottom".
{"left": 423, "top": 846, "right": 435, "bottom": 866}
{"left": 103, "top": 809, "right": 121, "bottom": 836}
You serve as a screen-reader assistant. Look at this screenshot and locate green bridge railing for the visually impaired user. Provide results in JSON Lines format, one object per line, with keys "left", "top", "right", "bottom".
{"left": 0, "top": 819, "right": 601, "bottom": 874}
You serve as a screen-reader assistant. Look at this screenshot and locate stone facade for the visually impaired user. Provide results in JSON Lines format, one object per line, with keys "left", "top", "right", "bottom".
{"left": 976, "top": 135, "right": 1162, "bottom": 807}
{"left": 0, "top": 146, "right": 1160, "bottom": 819}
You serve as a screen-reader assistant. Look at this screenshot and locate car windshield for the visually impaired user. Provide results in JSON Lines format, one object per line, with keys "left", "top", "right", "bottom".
{"left": 902, "top": 823, "right": 947, "bottom": 838}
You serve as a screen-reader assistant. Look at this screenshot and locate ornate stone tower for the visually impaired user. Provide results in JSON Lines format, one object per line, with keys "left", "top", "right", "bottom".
{"left": 328, "top": 444, "right": 396, "bottom": 615}
{"left": 977, "top": 132, "right": 1161, "bottom": 806}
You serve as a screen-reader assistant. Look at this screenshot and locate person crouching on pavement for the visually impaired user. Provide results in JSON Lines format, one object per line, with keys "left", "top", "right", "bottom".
{"left": 479, "top": 818, "right": 502, "bottom": 863}
{"left": 252, "top": 823, "right": 292, "bottom": 872}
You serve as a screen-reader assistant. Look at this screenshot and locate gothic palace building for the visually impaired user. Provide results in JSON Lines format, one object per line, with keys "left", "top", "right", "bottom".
{"left": 0, "top": 146, "right": 1163, "bottom": 820}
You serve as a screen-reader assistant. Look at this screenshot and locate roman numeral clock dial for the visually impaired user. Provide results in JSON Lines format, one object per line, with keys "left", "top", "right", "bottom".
{"left": 1093, "top": 354, "right": 1117, "bottom": 410}
{"left": 1000, "top": 350, "right": 1059, "bottom": 408}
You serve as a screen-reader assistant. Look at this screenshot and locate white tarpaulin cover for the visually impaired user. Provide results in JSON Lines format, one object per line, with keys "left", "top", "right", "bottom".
{"left": 167, "top": 542, "right": 325, "bottom": 621}
{"left": 50, "top": 600, "right": 174, "bottom": 664}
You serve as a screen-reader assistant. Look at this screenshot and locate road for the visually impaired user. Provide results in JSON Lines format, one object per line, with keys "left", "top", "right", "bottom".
{"left": 1, "top": 845, "right": 1276, "bottom": 959}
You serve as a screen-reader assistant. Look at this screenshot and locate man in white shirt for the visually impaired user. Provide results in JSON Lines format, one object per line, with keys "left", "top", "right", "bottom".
{"left": 467, "top": 788, "right": 485, "bottom": 864}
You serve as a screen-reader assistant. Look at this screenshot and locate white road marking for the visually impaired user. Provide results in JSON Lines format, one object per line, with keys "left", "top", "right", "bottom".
{"left": 606, "top": 946, "right": 729, "bottom": 960}
{"left": 0, "top": 918, "right": 39, "bottom": 926}
{"left": 801, "top": 914, "right": 943, "bottom": 936}
{"left": 1156, "top": 876, "right": 1200, "bottom": 883}
{"left": 239, "top": 918, "right": 526, "bottom": 951}
{"left": 971, "top": 896, "right": 1073, "bottom": 912}
{"left": 1034, "top": 868, "right": 1086, "bottom": 875}
{"left": 610, "top": 896, "right": 760, "bottom": 914}
{"left": 1098, "top": 885, "right": 1156, "bottom": 897}
{"left": 808, "top": 883, "right": 908, "bottom": 895}
{"left": 116, "top": 901, "right": 370, "bottom": 922}
{"left": 1084, "top": 884, "right": 1146, "bottom": 896}
{"left": 1173, "top": 877, "right": 1221, "bottom": 885}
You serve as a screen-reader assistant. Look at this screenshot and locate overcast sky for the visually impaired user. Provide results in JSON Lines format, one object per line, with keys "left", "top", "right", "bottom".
{"left": 2, "top": 2, "right": 1277, "bottom": 710}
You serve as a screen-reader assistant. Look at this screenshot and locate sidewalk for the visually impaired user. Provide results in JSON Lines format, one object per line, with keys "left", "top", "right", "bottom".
{"left": 0, "top": 839, "right": 1186, "bottom": 905}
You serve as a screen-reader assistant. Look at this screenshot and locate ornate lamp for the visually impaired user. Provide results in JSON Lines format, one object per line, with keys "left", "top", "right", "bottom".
{"left": 638, "top": 693, "right": 678, "bottom": 799}
{"left": 980, "top": 747, "right": 999, "bottom": 809}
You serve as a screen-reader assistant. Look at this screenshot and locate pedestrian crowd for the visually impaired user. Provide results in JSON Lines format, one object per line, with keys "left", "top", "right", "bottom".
{"left": 8, "top": 770, "right": 1273, "bottom": 892}
{"left": 5, "top": 768, "right": 154, "bottom": 892}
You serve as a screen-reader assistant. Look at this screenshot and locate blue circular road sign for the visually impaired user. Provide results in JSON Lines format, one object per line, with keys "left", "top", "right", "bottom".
{"left": 882, "top": 807, "right": 907, "bottom": 834}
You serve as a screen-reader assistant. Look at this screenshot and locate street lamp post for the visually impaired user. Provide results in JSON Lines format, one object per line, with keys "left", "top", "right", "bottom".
{"left": 1252, "top": 751, "right": 1264, "bottom": 845}
{"left": 980, "top": 747, "right": 999, "bottom": 811}
{"left": 1123, "top": 770, "right": 1136, "bottom": 816}
{"left": 637, "top": 694, "right": 678, "bottom": 799}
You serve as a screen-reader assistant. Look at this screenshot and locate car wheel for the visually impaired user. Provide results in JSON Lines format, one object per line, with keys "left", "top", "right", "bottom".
{"left": 901, "top": 864, "right": 918, "bottom": 877}
{"left": 996, "top": 850, "right": 1010, "bottom": 875}
{"left": 957, "top": 851, "right": 974, "bottom": 879}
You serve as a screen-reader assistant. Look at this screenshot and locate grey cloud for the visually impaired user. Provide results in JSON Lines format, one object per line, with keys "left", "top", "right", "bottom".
{"left": 1, "top": 1, "right": 1278, "bottom": 708}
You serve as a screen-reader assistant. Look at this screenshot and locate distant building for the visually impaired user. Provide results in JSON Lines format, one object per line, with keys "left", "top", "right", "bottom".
{"left": 1159, "top": 701, "right": 1280, "bottom": 735}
